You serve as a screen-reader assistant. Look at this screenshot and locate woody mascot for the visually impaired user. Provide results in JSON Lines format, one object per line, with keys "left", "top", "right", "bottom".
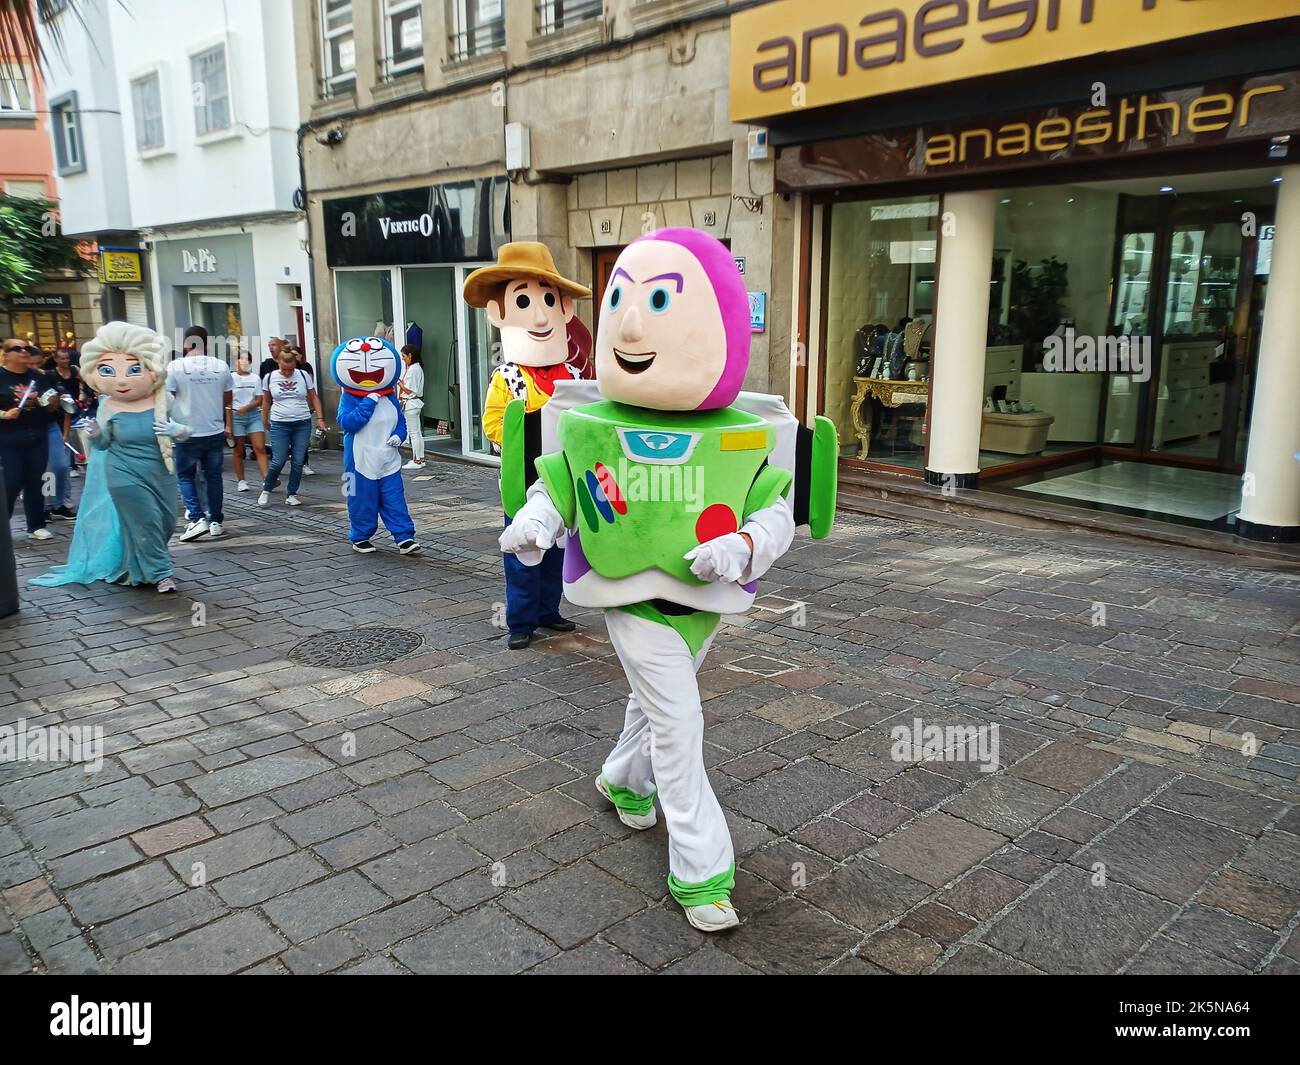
{"left": 466, "top": 242, "right": 592, "bottom": 649}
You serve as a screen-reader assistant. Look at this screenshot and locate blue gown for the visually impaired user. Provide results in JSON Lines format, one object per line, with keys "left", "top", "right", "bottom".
{"left": 31, "top": 410, "right": 178, "bottom": 588}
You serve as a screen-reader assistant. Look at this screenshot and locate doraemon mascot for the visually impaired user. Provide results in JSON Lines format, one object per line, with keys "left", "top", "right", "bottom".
{"left": 331, "top": 335, "right": 421, "bottom": 556}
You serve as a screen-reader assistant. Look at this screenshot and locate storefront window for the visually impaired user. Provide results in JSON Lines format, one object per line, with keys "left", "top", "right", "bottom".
{"left": 401, "top": 267, "right": 457, "bottom": 443}
{"left": 824, "top": 195, "right": 937, "bottom": 468}
{"left": 335, "top": 269, "right": 394, "bottom": 347}
{"left": 463, "top": 300, "right": 498, "bottom": 456}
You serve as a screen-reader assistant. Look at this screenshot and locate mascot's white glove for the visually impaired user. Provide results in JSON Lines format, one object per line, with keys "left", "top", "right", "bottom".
{"left": 684, "top": 533, "right": 752, "bottom": 584}
{"left": 499, "top": 487, "right": 565, "bottom": 567}
{"left": 81, "top": 420, "right": 101, "bottom": 439}
{"left": 367, "top": 393, "right": 382, "bottom": 404}
{"left": 153, "top": 419, "right": 191, "bottom": 440}
{"left": 386, "top": 435, "right": 402, "bottom": 447}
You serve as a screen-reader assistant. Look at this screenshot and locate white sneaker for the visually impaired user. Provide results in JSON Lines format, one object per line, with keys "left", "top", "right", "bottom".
{"left": 207, "top": 522, "right": 224, "bottom": 539}
{"left": 402, "top": 460, "right": 423, "bottom": 470}
{"left": 156, "top": 577, "right": 177, "bottom": 594}
{"left": 684, "top": 899, "right": 740, "bottom": 933}
{"left": 178, "top": 518, "right": 210, "bottom": 542}
{"left": 302, "top": 465, "right": 316, "bottom": 476}
{"left": 285, "top": 495, "right": 302, "bottom": 506}
{"left": 28, "top": 528, "right": 53, "bottom": 541}
{"left": 595, "top": 775, "right": 656, "bottom": 830}
{"left": 257, "top": 492, "right": 269, "bottom": 507}
{"left": 236, "top": 480, "right": 248, "bottom": 492}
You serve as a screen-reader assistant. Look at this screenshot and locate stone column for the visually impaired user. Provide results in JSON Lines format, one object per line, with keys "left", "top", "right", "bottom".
{"left": 1237, "top": 165, "right": 1300, "bottom": 542}
{"left": 925, "top": 189, "right": 997, "bottom": 488}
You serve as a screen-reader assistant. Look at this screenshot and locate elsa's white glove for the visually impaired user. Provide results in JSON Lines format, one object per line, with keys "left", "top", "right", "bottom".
{"left": 499, "top": 488, "right": 565, "bottom": 567}
{"left": 684, "top": 533, "right": 752, "bottom": 584}
{"left": 386, "top": 434, "right": 402, "bottom": 447}
{"left": 153, "top": 419, "right": 191, "bottom": 440}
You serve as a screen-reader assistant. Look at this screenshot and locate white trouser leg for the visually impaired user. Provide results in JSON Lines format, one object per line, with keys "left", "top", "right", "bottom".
{"left": 404, "top": 409, "right": 425, "bottom": 460}
{"left": 601, "top": 692, "right": 654, "bottom": 798}
{"left": 602, "top": 608, "right": 733, "bottom": 887}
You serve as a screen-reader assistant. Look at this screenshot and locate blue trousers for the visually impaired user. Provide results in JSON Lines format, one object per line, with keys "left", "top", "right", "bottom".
{"left": 46, "top": 423, "right": 71, "bottom": 508}
{"left": 502, "top": 514, "right": 564, "bottom": 634}
{"left": 176, "top": 432, "right": 225, "bottom": 523}
{"left": 264, "top": 419, "right": 310, "bottom": 497}
{"left": 348, "top": 470, "right": 415, "bottom": 544}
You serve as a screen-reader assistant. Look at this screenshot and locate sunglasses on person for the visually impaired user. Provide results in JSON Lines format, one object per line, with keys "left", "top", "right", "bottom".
{"left": 4, "top": 344, "right": 34, "bottom": 354}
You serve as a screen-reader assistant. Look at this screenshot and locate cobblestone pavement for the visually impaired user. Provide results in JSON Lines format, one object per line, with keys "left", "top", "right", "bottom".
{"left": 3, "top": 452, "right": 1298, "bottom": 975}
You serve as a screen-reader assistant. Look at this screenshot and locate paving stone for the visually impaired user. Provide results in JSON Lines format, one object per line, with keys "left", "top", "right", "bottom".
{"left": 346, "top": 895, "right": 451, "bottom": 951}
{"left": 65, "top": 862, "right": 185, "bottom": 925}
{"left": 872, "top": 812, "right": 1007, "bottom": 888}
{"left": 261, "top": 871, "right": 390, "bottom": 943}
{"left": 340, "top": 955, "right": 409, "bottom": 975}
{"left": 604, "top": 906, "right": 706, "bottom": 970}
{"left": 1199, "top": 869, "right": 1300, "bottom": 930}
{"left": 92, "top": 889, "right": 228, "bottom": 960}
{"left": 187, "top": 749, "right": 333, "bottom": 807}
{"left": 942, "top": 776, "right": 1067, "bottom": 837}
{"left": 115, "top": 912, "right": 287, "bottom": 974}
{"left": 790, "top": 817, "right": 873, "bottom": 861}
{"left": 457, "top": 792, "right": 591, "bottom": 859}
{"left": 427, "top": 740, "right": 538, "bottom": 790}
{"left": 1152, "top": 776, "right": 1284, "bottom": 836}
{"left": 165, "top": 823, "right": 295, "bottom": 883}
{"left": 716, "top": 897, "right": 860, "bottom": 975}
{"left": 25, "top": 785, "right": 201, "bottom": 858}
{"left": 1126, "top": 935, "right": 1250, "bottom": 975}
{"left": 280, "top": 931, "right": 365, "bottom": 974}
{"left": 19, "top": 906, "right": 80, "bottom": 951}
{"left": 934, "top": 944, "right": 1043, "bottom": 975}
{"left": 802, "top": 857, "right": 931, "bottom": 932}
{"left": 41, "top": 935, "right": 103, "bottom": 975}
{"left": 1009, "top": 741, "right": 1123, "bottom": 793}
{"left": 901, "top": 903, "right": 977, "bottom": 945}
{"left": 526, "top": 940, "right": 649, "bottom": 974}
{"left": 1232, "top": 830, "right": 1300, "bottom": 891}
{"left": 276, "top": 797, "right": 376, "bottom": 847}
{"left": 983, "top": 866, "right": 1176, "bottom": 974}
{"left": 939, "top": 867, "right": 1028, "bottom": 919}
{"left": 501, "top": 862, "right": 645, "bottom": 949}
{"left": 313, "top": 825, "right": 400, "bottom": 870}
{"left": 131, "top": 816, "right": 215, "bottom": 857}
{"left": 861, "top": 926, "right": 943, "bottom": 974}
{"left": 212, "top": 851, "right": 330, "bottom": 908}
{"left": 1161, "top": 903, "right": 1277, "bottom": 970}
{"left": 662, "top": 942, "right": 761, "bottom": 975}
{"left": 359, "top": 837, "right": 483, "bottom": 900}
{"left": 1076, "top": 807, "right": 1246, "bottom": 902}
{"left": 393, "top": 905, "right": 558, "bottom": 975}
{"left": 381, "top": 801, "right": 467, "bottom": 844}
{"left": 3, "top": 878, "right": 59, "bottom": 918}
{"left": 726, "top": 757, "right": 865, "bottom": 833}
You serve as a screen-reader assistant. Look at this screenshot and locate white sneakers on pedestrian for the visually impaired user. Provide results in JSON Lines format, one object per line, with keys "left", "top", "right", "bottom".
{"left": 595, "top": 775, "right": 657, "bottom": 830}
{"left": 684, "top": 900, "right": 740, "bottom": 933}
{"left": 28, "top": 528, "right": 53, "bottom": 541}
{"left": 236, "top": 480, "right": 249, "bottom": 492}
{"left": 285, "top": 495, "right": 301, "bottom": 506}
{"left": 402, "top": 460, "right": 424, "bottom": 470}
{"left": 156, "top": 577, "right": 177, "bottom": 594}
{"left": 302, "top": 465, "right": 315, "bottom": 476}
{"left": 207, "top": 522, "right": 224, "bottom": 539}
{"left": 257, "top": 492, "right": 269, "bottom": 507}
{"left": 178, "top": 518, "right": 210, "bottom": 542}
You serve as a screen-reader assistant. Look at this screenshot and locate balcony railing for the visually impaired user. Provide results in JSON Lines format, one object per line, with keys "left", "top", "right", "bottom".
{"left": 536, "top": 0, "right": 602, "bottom": 36}
{"left": 448, "top": 17, "right": 505, "bottom": 62}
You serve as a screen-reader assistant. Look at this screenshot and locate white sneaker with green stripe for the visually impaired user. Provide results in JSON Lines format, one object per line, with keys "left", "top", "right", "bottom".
{"left": 595, "top": 775, "right": 657, "bottom": 830}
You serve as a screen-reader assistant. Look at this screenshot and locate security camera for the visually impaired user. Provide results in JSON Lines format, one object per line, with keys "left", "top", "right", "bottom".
{"left": 317, "top": 126, "right": 345, "bottom": 147}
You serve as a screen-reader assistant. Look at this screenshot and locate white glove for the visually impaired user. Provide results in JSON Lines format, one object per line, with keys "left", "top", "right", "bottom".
{"left": 684, "top": 533, "right": 752, "bottom": 584}
{"left": 386, "top": 434, "right": 402, "bottom": 447}
{"left": 499, "top": 490, "right": 565, "bottom": 567}
{"left": 367, "top": 393, "right": 382, "bottom": 404}
{"left": 39, "top": 388, "right": 59, "bottom": 406}
{"left": 153, "top": 419, "right": 191, "bottom": 440}
{"left": 81, "top": 420, "right": 101, "bottom": 439}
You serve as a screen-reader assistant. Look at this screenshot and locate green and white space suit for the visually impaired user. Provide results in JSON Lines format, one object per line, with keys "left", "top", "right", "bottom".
{"left": 501, "top": 381, "right": 837, "bottom": 912}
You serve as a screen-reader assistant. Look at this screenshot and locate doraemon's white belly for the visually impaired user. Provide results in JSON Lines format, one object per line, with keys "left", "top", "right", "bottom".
{"left": 354, "top": 400, "right": 401, "bottom": 480}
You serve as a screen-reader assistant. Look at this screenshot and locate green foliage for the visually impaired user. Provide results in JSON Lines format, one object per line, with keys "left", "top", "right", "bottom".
{"left": 1008, "top": 255, "right": 1069, "bottom": 356}
{"left": 0, "top": 195, "right": 93, "bottom": 296}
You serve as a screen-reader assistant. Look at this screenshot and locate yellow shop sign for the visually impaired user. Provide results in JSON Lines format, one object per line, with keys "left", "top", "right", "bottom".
{"left": 730, "top": 0, "right": 1300, "bottom": 122}
{"left": 99, "top": 249, "right": 143, "bottom": 283}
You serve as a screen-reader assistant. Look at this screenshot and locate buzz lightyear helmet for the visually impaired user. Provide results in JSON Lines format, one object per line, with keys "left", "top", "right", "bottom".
{"left": 330, "top": 336, "right": 401, "bottom": 393}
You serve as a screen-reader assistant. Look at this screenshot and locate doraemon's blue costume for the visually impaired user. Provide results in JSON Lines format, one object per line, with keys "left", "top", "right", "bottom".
{"left": 330, "top": 336, "right": 420, "bottom": 554}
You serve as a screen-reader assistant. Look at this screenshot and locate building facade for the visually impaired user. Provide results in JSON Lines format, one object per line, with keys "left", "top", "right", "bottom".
{"left": 291, "top": 0, "right": 793, "bottom": 462}
{"left": 0, "top": 7, "right": 99, "bottom": 348}
{"left": 733, "top": 0, "right": 1300, "bottom": 543}
{"left": 40, "top": 0, "right": 315, "bottom": 358}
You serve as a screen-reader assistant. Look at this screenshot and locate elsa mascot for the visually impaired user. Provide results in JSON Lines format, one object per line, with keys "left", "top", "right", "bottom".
{"left": 332, "top": 335, "right": 421, "bottom": 556}
{"left": 32, "top": 322, "right": 190, "bottom": 594}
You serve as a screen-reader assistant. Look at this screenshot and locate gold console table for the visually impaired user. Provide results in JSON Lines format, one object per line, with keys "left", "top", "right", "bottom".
{"left": 850, "top": 376, "right": 929, "bottom": 459}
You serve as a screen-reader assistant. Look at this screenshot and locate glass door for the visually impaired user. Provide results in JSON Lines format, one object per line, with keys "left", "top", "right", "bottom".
{"left": 400, "top": 267, "right": 458, "bottom": 453}
{"left": 456, "top": 263, "right": 499, "bottom": 459}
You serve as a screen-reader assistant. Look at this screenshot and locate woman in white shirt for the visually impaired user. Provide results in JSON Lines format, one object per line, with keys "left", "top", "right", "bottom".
{"left": 258, "top": 348, "right": 326, "bottom": 506}
{"left": 398, "top": 345, "right": 425, "bottom": 469}
{"left": 229, "top": 351, "right": 267, "bottom": 491}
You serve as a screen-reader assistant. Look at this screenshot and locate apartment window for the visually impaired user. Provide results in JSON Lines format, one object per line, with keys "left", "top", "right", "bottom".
{"left": 537, "top": 0, "right": 601, "bottom": 35}
{"left": 51, "top": 94, "right": 84, "bottom": 174}
{"left": 191, "top": 45, "right": 232, "bottom": 135}
{"left": 449, "top": 0, "right": 505, "bottom": 61}
{"left": 382, "top": 0, "right": 423, "bottom": 79}
{"left": 0, "top": 65, "right": 33, "bottom": 112}
{"left": 131, "top": 72, "right": 165, "bottom": 151}
{"left": 321, "top": 0, "right": 357, "bottom": 96}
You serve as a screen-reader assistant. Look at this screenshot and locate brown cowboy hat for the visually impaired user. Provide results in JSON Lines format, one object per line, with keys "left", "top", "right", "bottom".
{"left": 463, "top": 242, "right": 591, "bottom": 308}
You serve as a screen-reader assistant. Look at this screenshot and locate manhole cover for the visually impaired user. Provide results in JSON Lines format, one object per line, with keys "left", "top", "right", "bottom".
{"left": 289, "top": 627, "right": 424, "bottom": 668}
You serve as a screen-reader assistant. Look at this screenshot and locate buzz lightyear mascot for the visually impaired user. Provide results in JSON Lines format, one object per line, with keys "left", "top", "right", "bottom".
{"left": 499, "top": 229, "right": 837, "bottom": 931}
{"left": 331, "top": 336, "right": 421, "bottom": 556}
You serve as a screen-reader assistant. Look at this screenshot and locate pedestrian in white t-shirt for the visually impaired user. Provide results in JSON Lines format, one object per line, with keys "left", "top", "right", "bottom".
{"left": 167, "top": 326, "right": 233, "bottom": 542}
{"left": 258, "top": 348, "right": 326, "bottom": 507}
{"left": 229, "top": 351, "right": 268, "bottom": 491}
{"left": 398, "top": 345, "right": 425, "bottom": 469}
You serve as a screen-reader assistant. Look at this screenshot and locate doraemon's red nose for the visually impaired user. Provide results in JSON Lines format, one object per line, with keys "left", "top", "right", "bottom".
{"left": 360, "top": 342, "right": 371, "bottom": 353}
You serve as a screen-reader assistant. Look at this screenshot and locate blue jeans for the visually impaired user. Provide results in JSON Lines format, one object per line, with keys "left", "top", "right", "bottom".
{"left": 264, "top": 419, "right": 310, "bottom": 496}
{"left": 502, "top": 515, "right": 564, "bottom": 634}
{"left": 46, "top": 423, "right": 71, "bottom": 508}
{"left": 175, "top": 432, "right": 226, "bottom": 523}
